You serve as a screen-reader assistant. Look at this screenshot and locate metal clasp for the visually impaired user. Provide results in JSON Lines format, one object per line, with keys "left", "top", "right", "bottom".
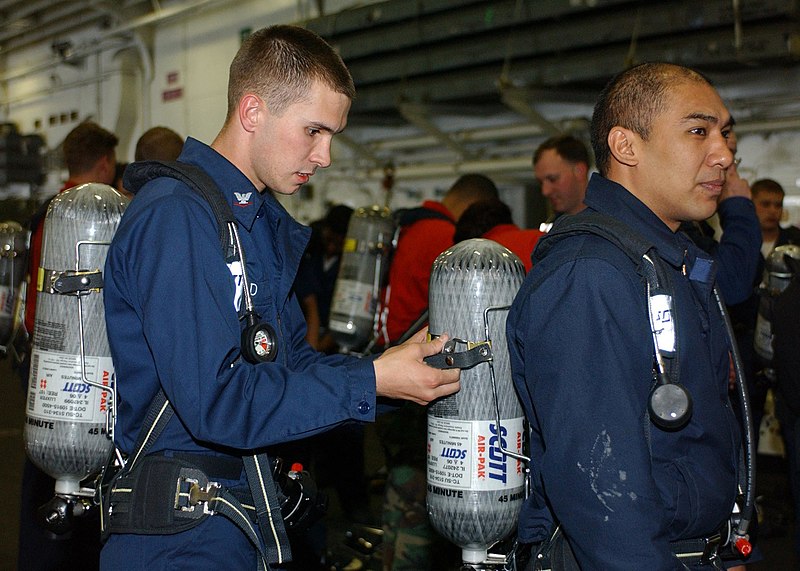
{"left": 175, "top": 477, "right": 221, "bottom": 515}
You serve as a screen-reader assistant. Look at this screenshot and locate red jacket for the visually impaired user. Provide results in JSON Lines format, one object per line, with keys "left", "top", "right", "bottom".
{"left": 385, "top": 201, "right": 454, "bottom": 342}
{"left": 24, "top": 182, "right": 75, "bottom": 334}
{"left": 483, "top": 223, "right": 545, "bottom": 272}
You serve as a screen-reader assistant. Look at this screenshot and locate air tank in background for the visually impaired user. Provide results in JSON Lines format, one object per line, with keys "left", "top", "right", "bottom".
{"left": 0, "top": 220, "right": 27, "bottom": 348}
{"left": 426, "top": 238, "right": 527, "bottom": 567}
{"left": 754, "top": 244, "right": 800, "bottom": 367}
{"left": 24, "top": 183, "right": 128, "bottom": 522}
{"left": 328, "top": 205, "right": 395, "bottom": 353}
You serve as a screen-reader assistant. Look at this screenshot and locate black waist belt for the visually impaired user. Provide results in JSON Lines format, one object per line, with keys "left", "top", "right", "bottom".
{"left": 106, "top": 454, "right": 254, "bottom": 536}
{"left": 671, "top": 532, "right": 722, "bottom": 566}
{"left": 171, "top": 452, "right": 244, "bottom": 481}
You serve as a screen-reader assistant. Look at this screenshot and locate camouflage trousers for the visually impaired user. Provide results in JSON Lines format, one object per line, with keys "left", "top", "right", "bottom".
{"left": 382, "top": 465, "right": 459, "bottom": 571}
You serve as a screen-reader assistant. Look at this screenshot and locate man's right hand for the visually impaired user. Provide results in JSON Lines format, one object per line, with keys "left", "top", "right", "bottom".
{"left": 721, "top": 162, "right": 751, "bottom": 202}
{"left": 373, "top": 328, "right": 461, "bottom": 405}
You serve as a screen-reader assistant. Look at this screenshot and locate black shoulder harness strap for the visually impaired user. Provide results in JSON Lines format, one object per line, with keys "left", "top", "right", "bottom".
{"left": 536, "top": 211, "right": 680, "bottom": 382}
{"left": 124, "top": 160, "right": 237, "bottom": 263}
{"left": 536, "top": 211, "right": 656, "bottom": 276}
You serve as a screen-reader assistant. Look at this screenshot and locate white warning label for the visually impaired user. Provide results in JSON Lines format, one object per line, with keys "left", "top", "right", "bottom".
{"left": 427, "top": 417, "right": 525, "bottom": 491}
{"left": 27, "top": 348, "right": 113, "bottom": 423}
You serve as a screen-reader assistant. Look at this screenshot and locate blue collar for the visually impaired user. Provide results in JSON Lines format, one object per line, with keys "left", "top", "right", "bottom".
{"left": 583, "top": 173, "right": 715, "bottom": 286}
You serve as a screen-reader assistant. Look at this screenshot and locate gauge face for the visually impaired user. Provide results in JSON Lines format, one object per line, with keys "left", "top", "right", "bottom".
{"left": 242, "top": 320, "right": 277, "bottom": 363}
{"left": 254, "top": 329, "right": 272, "bottom": 357}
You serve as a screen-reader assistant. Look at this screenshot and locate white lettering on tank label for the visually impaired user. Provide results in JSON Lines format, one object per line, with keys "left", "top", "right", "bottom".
{"left": 331, "top": 279, "right": 373, "bottom": 321}
{"left": 228, "top": 260, "right": 243, "bottom": 312}
{"left": 27, "top": 348, "right": 114, "bottom": 423}
{"left": 650, "top": 293, "right": 675, "bottom": 354}
{"left": 427, "top": 417, "right": 525, "bottom": 491}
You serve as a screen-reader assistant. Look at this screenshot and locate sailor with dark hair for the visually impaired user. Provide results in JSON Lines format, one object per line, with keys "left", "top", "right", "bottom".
{"left": 508, "top": 62, "right": 754, "bottom": 569}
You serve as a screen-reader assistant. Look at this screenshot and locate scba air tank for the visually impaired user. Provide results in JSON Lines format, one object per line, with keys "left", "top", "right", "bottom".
{"left": 0, "top": 220, "right": 27, "bottom": 345}
{"left": 754, "top": 244, "right": 800, "bottom": 365}
{"left": 328, "top": 205, "right": 395, "bottom": 352}
{"left": 426, "top": 238, "right": 527, "bottom": 565}
{"left": 25, "top": 183, "right": 128, "bottom": 496}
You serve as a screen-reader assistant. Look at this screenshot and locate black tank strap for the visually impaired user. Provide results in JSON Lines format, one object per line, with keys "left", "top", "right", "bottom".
{"left": 535, "top": 212, "right": 653, "bottom": 270}
{"left": 124, "top": 160, "right": 237, "bottom": 263}
{"left": 535, "top": 211, "right": 680, "bottom": 385}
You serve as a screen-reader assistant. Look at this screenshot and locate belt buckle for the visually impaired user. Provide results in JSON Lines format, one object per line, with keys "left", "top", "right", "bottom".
{"left": 175, "top": 476, "right": 221, "bottom": 516}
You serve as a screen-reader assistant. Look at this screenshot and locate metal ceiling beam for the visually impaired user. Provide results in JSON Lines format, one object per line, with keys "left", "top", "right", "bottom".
{"left": 345, "top": 21, "right": 799, "bottom": 121}
{"left": 397, "top": 101, "right": 475, "bottom": 159}
{"left": 0, "top": 3, "right": 104, "bottom": 46}
{"left": 498, "top": 84, "right": 560, "bottom": 136}
{"left": 305, "top": 0, "right": 491, "bottom": 38}
{"left": 308, "top": 0, "right": 641, "bottom": 60}
{"left": 339, "top": 0, "right": 796, "bottom": 87}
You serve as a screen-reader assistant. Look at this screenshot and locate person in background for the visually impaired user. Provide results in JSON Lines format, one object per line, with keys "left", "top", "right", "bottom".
{"left": 453, "top": 197, "right": 544, "bottom": 272}
{"left": 532, "top": 134, "right": 591, "bottom": 226}
{"left": 297, "top": 203, "right": 353, "bottom": 353}
{"left": 112, "top": 127, "right": 184, "bottom": 199}
{"left": 726, "top": 178, "right": 800, "bottom": 443}
{"left": 384, "top": 173, "right": 499, "bottom": 343}
{"left": 19, "top": 120, "right": 118, "bottom": 571}
{"left": 752, "top": 178, "right": 800, "bottom": 256}
{"left": 101, "top": 25, "right": 459, "bottom": 570}
{"left": 114, "top": 161, "right": 131, "bottom": 197}
{"left": 770, "top": 252, "right": 800, "bottom": 569}
{"left": 133, "top": 125, "right": 184, "bottom": 162}
{"left": 508, "top": 62, "right": 753, "bottom": 569}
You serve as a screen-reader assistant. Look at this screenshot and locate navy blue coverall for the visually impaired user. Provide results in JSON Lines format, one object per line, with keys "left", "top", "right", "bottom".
{"left": 507, "top": 174, "right": 747, "bottom": 570}
{"left": 101, "top": 138, "right": 376, "bottom": 569}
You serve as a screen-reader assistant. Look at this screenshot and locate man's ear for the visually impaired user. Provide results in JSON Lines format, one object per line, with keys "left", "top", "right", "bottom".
{"left": 238, "top": 94, "right": 262, "bottom": 133}
{"left": 608, "top": 127, "right": 638, "bottom": 167}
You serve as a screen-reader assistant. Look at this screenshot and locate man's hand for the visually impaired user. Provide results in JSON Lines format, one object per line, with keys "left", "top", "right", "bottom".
{"left": 720, "top": 162, "right": 751, "bottom": 202}
{"left": 373, "top": 328, "right": 461, "bottom": 405}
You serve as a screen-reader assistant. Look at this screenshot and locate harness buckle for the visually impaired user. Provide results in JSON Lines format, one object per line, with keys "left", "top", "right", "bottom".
{"left": 175, "top": 476, "right": 221, "bottom": 516}
{"left": 700, "top": 532, "right": 723, "bottom": 564}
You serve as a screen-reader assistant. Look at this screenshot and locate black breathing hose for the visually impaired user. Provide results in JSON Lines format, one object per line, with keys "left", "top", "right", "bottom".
{"left": 713, "top": 286, "right": 756, "bottom": 537}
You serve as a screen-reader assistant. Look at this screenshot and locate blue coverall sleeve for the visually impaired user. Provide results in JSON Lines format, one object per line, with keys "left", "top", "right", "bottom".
{"left": 512, "top": 257, "right": 680, "bottom": 570}
{"left": 105, "top": 191, "right": 376, "bottom": 453}
{"left": 714, "top": 197, "right": 761, "bottom": 304}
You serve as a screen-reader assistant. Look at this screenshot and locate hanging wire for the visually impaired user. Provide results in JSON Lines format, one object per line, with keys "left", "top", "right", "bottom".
{"left": 624, "top": 6, "right": 643, "bottom": 69}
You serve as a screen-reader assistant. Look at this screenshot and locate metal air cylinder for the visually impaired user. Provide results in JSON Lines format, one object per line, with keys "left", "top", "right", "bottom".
{"left": 754, "top": 244, "right": 800, "bottom": 364}
{"left": 24, "top": 183, "right": 128, "bottom": 496}
{"left": 426, "top": 238, "right": 527, "bottom": 565}
{"left": 328, "top": 205, "right": 395, "bottom": 352}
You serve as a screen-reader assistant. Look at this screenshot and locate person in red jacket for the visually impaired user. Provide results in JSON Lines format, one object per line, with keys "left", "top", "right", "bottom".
{"left": 384, "top": 173, "right": 500, "bottom": 342}
{"left": 455, "top": 198, "right": 545, "bottom": 272}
